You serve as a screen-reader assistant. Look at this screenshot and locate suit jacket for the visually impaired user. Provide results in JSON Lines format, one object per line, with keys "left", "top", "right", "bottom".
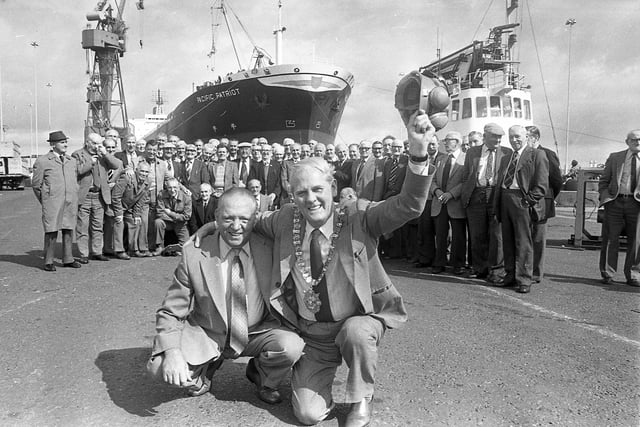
{"left": 538, "top": 145, "right": 563, "bottom": 218}
{"left": 430, "top": 151, "right": 466, "bottom": 218}
{"left": 599, "top": 149, "right": 640, "bottom": 205}
{"left": 114, "top": 150, "right": 140, "bottom": 170}
{"left": 235, "top": 158, "right": 257, "bottom": 186}
{"left": 249, "top": 160, "right": 282, "bottom": 205}
{"left": 156, "top": 188, "right": 192, "bottom": 222}
{"left": 461, "top": 145, "right": 512, "bottom": 208}
{"left": 333, "top": 159, "right": 353, "bottom": 196}
{"left": 112, "top": 173, "right": 150, "bottom": 218}
{"left": 189, "top": 197, "right": 217, "bottom": 234}
{"left": 382, "top": 155, "right": 408, "bottom": 199}
{"left": 179, "top": 158, "right": 209, "bottom": 198}
{"left": 151, "top": 231, "right": 278, "bottom": 365}
{"left": 280, "top": 159, "right": 298, "bottom": 202}
{"left": 257, "top": 164, "right": 433, "bottom": 331}
{"left": 351, "top": 156, "right": 386, "bottom": 201}
{"left": 256, "top": 194, "right": 271, "bottom": 212}
{"left": 494, "top": 146, "right": 549, "bottom": 218}
{"left": 207, "top": 160, "right": 239, "bottom": 191}
{"left": 73, "top": 148, "right": 122, "bottom": 205}
{"left": 32, "top": 151, "right": 92, "bottom": 232}
{"left": 144, "top": 157, "right": 170, "bottom": 204}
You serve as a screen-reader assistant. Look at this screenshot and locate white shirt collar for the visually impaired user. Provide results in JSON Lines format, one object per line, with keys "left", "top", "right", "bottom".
{"left": 219, "top": 235, "right": 250, "bottom": 261}
{"left": 304, "top": 211, "right": 334, "bottom": 240}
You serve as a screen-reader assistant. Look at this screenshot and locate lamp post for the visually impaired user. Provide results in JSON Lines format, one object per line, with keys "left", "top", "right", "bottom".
{"left": 31, "top": 41, "right": 39, "bottom": 157}
{"left": 28, "top": 104, "right": 33, "bottom": 165}
{"left": 565, "top": 18, "right": 576, "bottom": 174}
{"left": 46, "top": 82, "right": 52, "bottom": 131}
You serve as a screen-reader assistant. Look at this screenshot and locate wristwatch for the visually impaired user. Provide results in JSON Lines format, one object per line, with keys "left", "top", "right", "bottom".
{"left": 409, "top": 154, "right": 429, "bottom": 163}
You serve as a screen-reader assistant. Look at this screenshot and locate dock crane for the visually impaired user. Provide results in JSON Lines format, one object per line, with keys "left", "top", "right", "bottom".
{"left": 82, "top": 0, "right": 143, "bottom": 144}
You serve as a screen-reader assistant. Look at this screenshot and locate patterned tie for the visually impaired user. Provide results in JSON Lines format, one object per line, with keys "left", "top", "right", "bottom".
{"left": 503, "top": 151, "right": 519, "bottom": 189}
{"left": 186, "top": 161, "right": 192, "bottom": 177}
{"left": 389, "top": 157, "right": 399, "bottom": 186}
{"left": 264, "top": 162, "right": 269, "bottom": 184}
{"left": 441, "top": 154, "right": 453, "bottom": 191}
{"left": 108, "top": 169, "right": 114, "bottom": 182}
{"left": 240, "top": 161, "right": 248, "bottom": 184}
{"left": 485, "top": 148, "right": 495, "bottom": 186}
{"left": 632, "top": 154, "right": 638, "bottom": 192}
{"left": 229, "top": 251, "right": 248, "bottom": 354}
{"left": 310, "top": 229, "right": 332, "bottom": 322}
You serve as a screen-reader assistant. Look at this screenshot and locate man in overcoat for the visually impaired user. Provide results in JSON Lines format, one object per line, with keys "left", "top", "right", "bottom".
{"left": 32, "top": 131, "right": 92, "bottom": 271}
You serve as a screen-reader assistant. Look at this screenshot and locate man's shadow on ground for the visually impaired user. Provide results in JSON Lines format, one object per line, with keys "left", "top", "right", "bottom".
{"left": 0, "top": 250, "right": 44, "bottom": 269}
{"left": 94, "top": 347, "right": 306, "bottom": 424}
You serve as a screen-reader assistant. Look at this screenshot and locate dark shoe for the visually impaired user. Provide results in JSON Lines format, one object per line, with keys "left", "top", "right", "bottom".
{"left": 601, "top": 276, "right": 613, "bottom": 285}
{"left": 173, "top": 250, "right": 182, "bottom": 257}
{"left": 414, "top": 262, "right": 431, "bottom": 268}
{"left": 77, "top": 257, "right": 89, "bottom": 264}
{"left": 245, "top": 358, "right": 282, "bottom": 404}
{"left": 150, "top": 247, "right": 164, "bottom": 257}
{"left": 43, "top": 264, "right": 56, "bottom": 272}
{"left": 91, "top": 254, "right": 110, "bottom": 261}
{"left": 186, "top": 357, "right": 224, "bottom": 397}
{"left": 627, "top": 279, "right": 640, "bottom": 287}
{"left": 116, "top": 252, "right": 131, "bottom": 260}
{"left": 429, "top": 266, "right": 445, "bottom": 274}
{"left": 205, "top": 357, "right": 224, "bottom": 381}
{"left": 345, "top": 396, "right": 373, "bottom": 427}
{"left": 133, "top": 251, "right": 150, "bottom": 258}
{"left": 517, "top": 284, "right": 531, "bottom": 293}
{"left": 63, "top": 261, "right": 82, "bottom": 268}
{"left": 103, "top": 251, "right": 116, "bottom": 257}
{"left": 469, "top": 270, "right": 488, "bottom": 279}
{"left": 453, "top": 267, "right": 465, "bottom": 275}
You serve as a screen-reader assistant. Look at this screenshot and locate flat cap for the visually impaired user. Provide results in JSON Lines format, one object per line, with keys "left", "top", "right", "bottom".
{"left": 238, "top": 141, "right": 252, "bottom": 148}
{"left": 444, "top": 131, "right": 462, "bottom": 141}
{"left": 163, "top": 141, "right": 176, "bottom": 149}
{"left": 484, "top": 123, "right": 505, "bottom": 136}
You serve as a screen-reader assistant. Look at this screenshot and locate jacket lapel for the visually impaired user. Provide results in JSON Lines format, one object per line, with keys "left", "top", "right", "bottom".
{"left": 250, "top": 234, "right": 271, "bottom": 303}
{"left": 199, "top": 232, "right": 228, "bottom": 326}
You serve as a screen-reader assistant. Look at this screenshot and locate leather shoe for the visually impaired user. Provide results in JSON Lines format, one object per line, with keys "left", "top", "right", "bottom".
{"left": 245, "top": 358, "right": 282, "bottom": 404}
{"left": 116, "top": 252, "right": 131, "bottom": 260}
{"left": 78, "top": 257, "right": 89, "bottom": 264}
{"left": 469, "top": 270, "right": 488, "bottom": 279}
{"left": 91, "top": 254, "right": 110, "bottom": 261}
{"left": 627, "top": 279, "right": 640, "bottom": 287}
{"left": 345, "top": 396, "right": 372, "bottom": 427}
{"left": 43, "top": 264, "right": 56, "bottom": 272}
{"left": 150, "top": 248, "right": 164, "bottom": 257}
{"left": 132, "top": 251, "right": 150, "bottom": 258}
{"left": 601, "top": 276, "right": 613, "bottom": 285}
{"left": 429, "top": 266, "right": 444, "bottom": 274}
{"left": 517, "top": 284, "right": 531, "bottom": 293}
{"left": 63, "top": 261, "right": 82, "bottom": 268}
{"left": 414, "top": 261, "right": 430, "bottom": 268}
{"left": 453, "top": 267, "right": 465, "bottom": 275}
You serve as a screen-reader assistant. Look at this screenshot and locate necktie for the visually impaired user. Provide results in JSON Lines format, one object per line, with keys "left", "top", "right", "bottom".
{"left": 186, "top": 161, "right": 193, "bottom": 176}
{"left": 503, "top": 151, "right": 519, "bottom": 189}
{"left": 632, "top": 154, "right": 638, "bottom": 192}
{"left": 108, "top": 169, "right": 114, "bottom": 182}
{"left": 356, "top": 160, "right": 365, "bottom": 180}
{"left": 310, "top": 229, "right": 332, "bottom": 322}
{"left": 485, "top": 148, "right": 495, "bottom": 186}
{"left": 167, "top": 162, "right": 172, "bottom": 172}
{"left": 240, "top": 161, "right": 248, "bottom": 183}
{"left": 264, "top": 162, "right": 269, "bottom": 184}
{"left": 60, "top": 155, "right": 65, "bottom": 164}
{"left": 229, "top": 252, "right": 248, "bottom": 354}
{"left": 441, "top": 154, "right": 453, "bottom": 191}
{"left": 389, "top": 157, "right": 399, "bottom": 186}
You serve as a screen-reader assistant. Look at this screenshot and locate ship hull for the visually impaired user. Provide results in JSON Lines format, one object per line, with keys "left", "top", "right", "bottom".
{"left": 145, "top": 64, "right": 354, "bottom": 145}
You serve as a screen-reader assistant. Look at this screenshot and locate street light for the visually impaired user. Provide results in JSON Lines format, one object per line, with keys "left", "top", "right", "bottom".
{"left": 46, "top": 82, "right": 52, "bottom": 131}
{"left": 31, "top": 41, "right": 39, "bottom": 157}
{"left": 28, "top": 104, "right": 33, "bottom": 165}
{"left": 565, "top": 18, "right": 576, "bottom": 173}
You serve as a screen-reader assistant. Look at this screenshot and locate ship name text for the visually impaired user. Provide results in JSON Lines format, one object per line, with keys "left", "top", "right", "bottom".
{"left": 196, "top": 88, "right": 241, "bottom": 103}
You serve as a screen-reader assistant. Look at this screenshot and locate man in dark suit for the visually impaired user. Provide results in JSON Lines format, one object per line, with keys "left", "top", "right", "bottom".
{"left": 72, "top": 133, "right": 122, "bottom": 263}
{"left": 115, "top": 134, "right": 141, "bottom": 171}
{"left": 333, "top": 143, "right": 353, "bottom": 201}
{"left": 148, "top": 188, "right": 304, "bottom": 400}
{"left": 414, "top": 138, "right": 439, "bottom": 267}
{"left": 494, "top": 125, "right": 548, "bottom": 293}
{"left": 180, "top": 144, "right": 209, "bottom": 199}
{"left": 153, "top": 178, "right": 192, "bottom": 256}
{"left": 281, "top": 143, "right": 302, "bottom": 203}
{"left": 461, "top": 123, "right": 511, "bottom": 282}
{"left": 248, "top": 144, "right": 282, "bottom": 208}
{"left": 598, "top": 129, "right": 640, "bottom": 286}
{"left": 189, "top": 183, "right": 217, "bottom": 235}
{"left": 102, "top": 137, "right": 129, "bottom": 260}
{"left": 526, "top": 126, "right": 563, "bottom": 283}
{"left": 351, "top": 140, "right": 386, "bottom": 202}
{"left": 430, "top": 131, "right": 467, "bottom": 274}
{"left": 236, "top": 142, "right": 257, "bottom": 187}
{"left": 380, "top": 139, "right": 409, "bottom": 258}
{"left": 112, "top": 161, "right": 151, "bottom": 257}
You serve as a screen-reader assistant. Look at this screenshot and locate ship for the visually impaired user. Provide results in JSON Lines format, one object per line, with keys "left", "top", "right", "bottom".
{"left": 144, "top": 0, "right": 354, "bottom": 145}
{"left": 422, "top": 0, "right": 533, "bottom": 140}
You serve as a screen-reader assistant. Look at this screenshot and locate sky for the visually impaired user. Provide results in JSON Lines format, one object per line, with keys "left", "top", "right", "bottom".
{"left": 1, "top": 0, "right": 639, "bottom": 170}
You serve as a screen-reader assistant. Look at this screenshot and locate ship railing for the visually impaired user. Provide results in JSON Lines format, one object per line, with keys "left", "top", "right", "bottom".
{"left": 448, "top": 70, "right": 524, "bottom": 96}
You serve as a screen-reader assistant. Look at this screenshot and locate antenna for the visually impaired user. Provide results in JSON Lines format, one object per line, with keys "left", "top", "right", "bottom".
{"left": 151, "top": 89, "right": 166, "bottom": 115}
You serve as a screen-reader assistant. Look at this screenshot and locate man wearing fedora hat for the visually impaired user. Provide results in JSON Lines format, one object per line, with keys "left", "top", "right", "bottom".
{"left": 32, "top": 131, "right": 93, "bottom": 271}
{"left": 72, "top": 132, "right": 123, "bottom": 264}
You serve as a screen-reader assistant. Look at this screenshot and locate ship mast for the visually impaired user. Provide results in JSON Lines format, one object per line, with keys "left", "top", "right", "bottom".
{"left": 273, "top": 0, "right": 286, "bottom": 65}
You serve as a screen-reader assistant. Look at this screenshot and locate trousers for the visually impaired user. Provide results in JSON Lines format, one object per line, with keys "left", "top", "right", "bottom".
{"left": 43, "top": 229, "right": 74, "bottom": 264}
{"left": 76, "top": 192, "right": 105, "bottom": 257}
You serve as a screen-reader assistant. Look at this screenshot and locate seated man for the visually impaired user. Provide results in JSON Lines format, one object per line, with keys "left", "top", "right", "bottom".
{"left": 189, "top": 182, "right": 217, "bottom": 235}
{"left": 153, "top": 178, "right": 192, "bottom": 256}
{"left": 147, "top": 188, "right": 305, "bottom": 402}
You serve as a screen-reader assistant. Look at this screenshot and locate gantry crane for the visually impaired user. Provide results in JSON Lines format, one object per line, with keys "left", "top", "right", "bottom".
{"left": 82, "top": 0, "right": 143, "bottom": 143}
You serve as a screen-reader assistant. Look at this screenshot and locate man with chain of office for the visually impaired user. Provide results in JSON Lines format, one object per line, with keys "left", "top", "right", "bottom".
{"left": 194, "top": 110, "right": 435, "bottom": 426}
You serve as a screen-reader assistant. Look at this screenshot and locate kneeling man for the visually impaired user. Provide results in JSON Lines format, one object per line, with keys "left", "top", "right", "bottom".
{"left": 147, "top": 187, "right": 305, "bottom": 401}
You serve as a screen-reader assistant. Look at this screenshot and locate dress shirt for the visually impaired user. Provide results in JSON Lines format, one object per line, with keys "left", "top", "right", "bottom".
{"left": 477, "top": 145, "right": 497, "bottom": 187}
{"left": 620, "top": 150, "right": 639, "bottom": 195}
{"left": 127, "top": 151, "right": 138, "bottom": 168}
{"left": 219, "top": 237, "right": 264, "bottom": 328}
